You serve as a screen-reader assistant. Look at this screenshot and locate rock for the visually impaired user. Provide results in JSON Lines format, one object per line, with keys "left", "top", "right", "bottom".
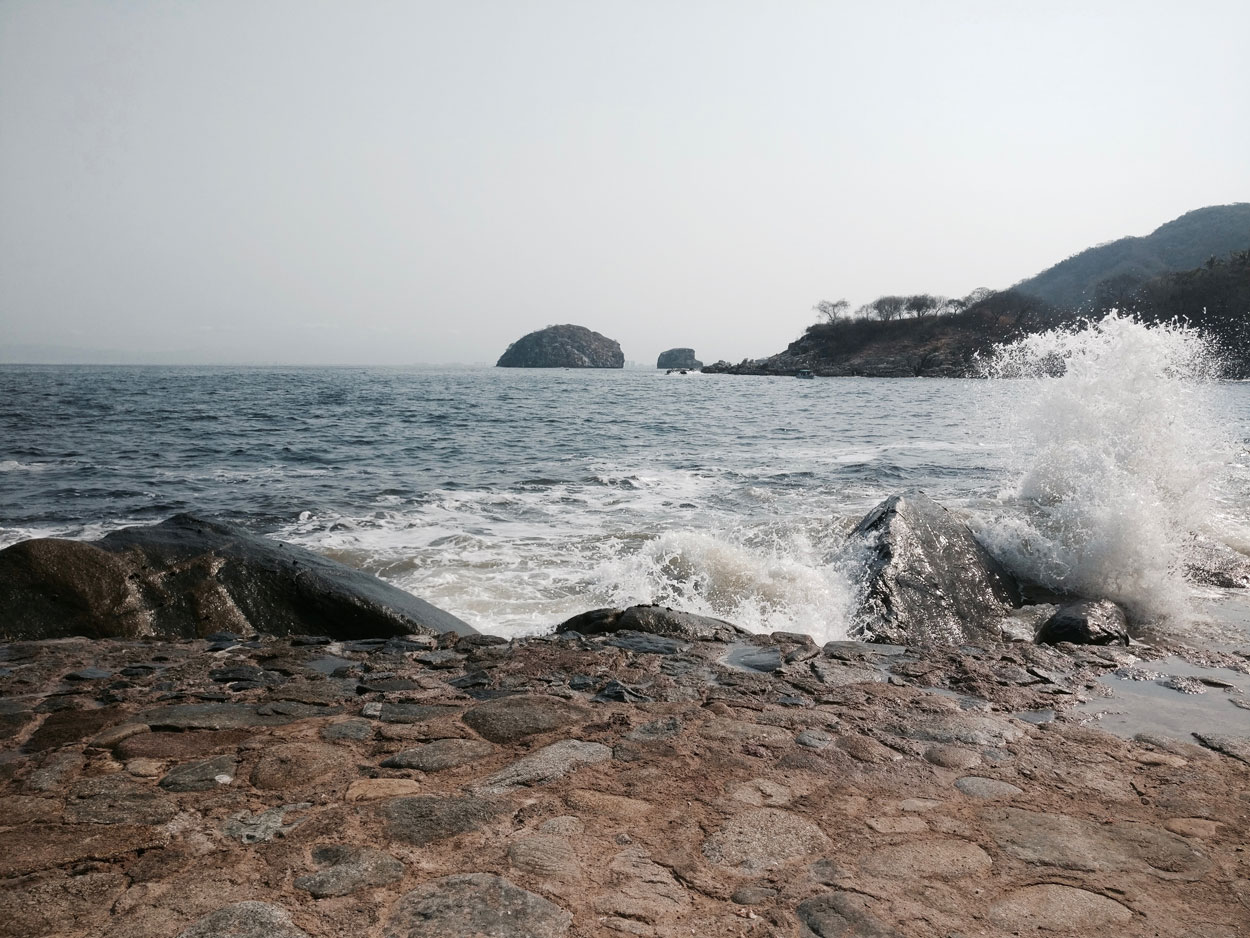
{"left": 987, "top": 884, "right": 1133, "bottom": 931}
{"left": 379, "top": 795, "right": 502, "bottom": 846}
{"left": 345, "top": 778, "right": 423, "bottom": 802}
{"left": 496, "top": 324, "right": 624, "bottom": 369}
{"left": 250, "top": 743, "right": 342, "bottom": 790}
{"left": 595, "top": 847, "right": 690, "bottom": 923}
{"left": 859, "top": 839, "right": 993, "bottom": 880}
{"left": 376, "top": 702, "right": 461, "bottom": 724}
{"left": 138, "top": 703, "right": 280, "bottom": 731}
{"left": 796, "top": 729, "right": 833, "bottom": 749}
{"left": 1035, "top": 600, "right": 1129, "bottom": 646}
{"left": 67, "top": 776, "right": 178, "bottom": 824}
{"left": 159, "top": 754, "right": 238, "bottom": 792}
{"left": 25, "top": 707, "right": 123, "bottom": 751}
{"left": 384, "top": 873, "right": 571, "bottom": 937}
{"left": 657, "top": 348, "right": 702, "bottom": 370}
{"left": 0, "top": 825, "right": 168, "bottom": 877}
{"left": 923, "top": 744, "right": 981, "bottom": 769}
{"left": 0, "top": 513, "right": 476, "bottom": 641}
{"left": 176, "top": 902, "right": 310, "bottom": 938}
{"left": 461, "top": 694, "right": 588, "bottom": 743}
{"left": 557, "top": 604, "right": 747, "bottom": 642}
{"left": 954, "top": 776, "right": 1024, "bottom": 799}
{"left": 1184, "top": 535, "right": 1250, "bottom": 588}
{"left": 1192, "top": 733, "right": 1250, "bottom": 764}
{"left": 222, "top": 804, "right": 311, "bottom": 844}
{"left": 702, "top": 808, "right": 831, "bottom": 873}
{"left": 797, "top": 891, "right": 904, "bottom": 938}
{"left": 380, "top": 738, "right": 495, "bottom": 771}
{"left": 509, "top": 833, "right": 581, "bottom": 878}
{"left": 471, "top": 739, "right": 611, "bottom": 794}
{"left": 294, "top": 845, "right": 404, "bottom": 898}
{"left": 848, "top": 492, "right": 1020, "bottom": 646}
{"left": 892, "top": 712, "right": 1024, "bottom": 748}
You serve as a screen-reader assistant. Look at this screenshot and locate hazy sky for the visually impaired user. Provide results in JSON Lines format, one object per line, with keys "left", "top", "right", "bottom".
{"left": 1, "top": 1, "right": 1247, "bottom": 365}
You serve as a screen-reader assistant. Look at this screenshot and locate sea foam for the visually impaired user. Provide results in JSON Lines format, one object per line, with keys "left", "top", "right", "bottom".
{"left": 979, "top": 312, "right": 1231, "bottom": 622}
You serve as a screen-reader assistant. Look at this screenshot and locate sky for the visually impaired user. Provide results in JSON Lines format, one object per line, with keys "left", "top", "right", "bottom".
{"left": 1, "top": 1, "right": 1247, "bottom": 366}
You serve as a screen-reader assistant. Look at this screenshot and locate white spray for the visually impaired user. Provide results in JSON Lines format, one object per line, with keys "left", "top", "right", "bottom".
{"left": 981, "top": 312, "right": 1230, "bottom": 622}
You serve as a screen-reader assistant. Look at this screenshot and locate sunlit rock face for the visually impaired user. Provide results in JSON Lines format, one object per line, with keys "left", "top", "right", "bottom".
{"left": 496, "top": 325, "right": 624, "bottom": 368}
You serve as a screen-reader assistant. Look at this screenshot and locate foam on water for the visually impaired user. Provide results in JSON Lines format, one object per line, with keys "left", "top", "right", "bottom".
{"left": 980, "top": 313, "right": 1234, "bottom": 623}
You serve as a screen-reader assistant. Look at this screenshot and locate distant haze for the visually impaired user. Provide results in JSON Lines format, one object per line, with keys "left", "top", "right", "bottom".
{"left": 1, "top": 1, "right": 1247, "bottom": 365}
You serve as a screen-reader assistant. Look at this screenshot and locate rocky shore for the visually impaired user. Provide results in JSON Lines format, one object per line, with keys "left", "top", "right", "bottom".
{"left": 1, "top": 499, "right": 1248, "bottom": 936}
{"left": 1, "top": 615, "right": 1248, "bottom": 937}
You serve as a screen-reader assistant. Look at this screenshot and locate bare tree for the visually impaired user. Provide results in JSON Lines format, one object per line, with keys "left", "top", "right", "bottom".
{"left": 813, "top": 299, "right": 850, "bottom": 323}
{"left": 870, "top": 295, "right": 907, "bottom": 321}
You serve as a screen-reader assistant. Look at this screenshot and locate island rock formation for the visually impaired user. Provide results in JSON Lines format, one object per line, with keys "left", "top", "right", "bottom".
{"left": 0, "top": 513, "right": 476, "bottom": 641}
{"left": 496, "top": 325, "right": 624, "bottom": 369}
{"left": 656, "top": 348, "right": 702, "bottom": 370}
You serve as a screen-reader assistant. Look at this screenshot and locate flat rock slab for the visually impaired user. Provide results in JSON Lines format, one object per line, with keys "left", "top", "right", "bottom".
{"left": 595, "top": 847, "right": 690, "bottom": 923}
{"left": 988, "top": 884, "right": 1133, "bottom": 931}
{"left": 509, "top": 833, "right": 582, "bottom": 879}
{"left": 1193, "top": 733, "right": 1250, "bottom": 763}
{"left": 703, "top": 808, "right": 831, "bottom": 873}
{"left": 376, "top": 702, "right": 462, "bottom": 724}
{"left": 294, "top": 845, "right": 404, "bottom": 898}
{"left": 893, "top": 713, "right": 1024, "bottom": 747}
{"left": 250, "top": 743, "right": 342, "bottom": 790}
{"left": 67, "top": 776, "right": 178, "bottom": 824}
{"left": 797, "top": 891, "right": 904, "bottom": 938}
{"left": 378, "top": 795, "right": 503, "bottom": 846}
{"left": 0, "top": 824, "right": 167, "bottom": 877}
{"left": 954, "top": 776, "right": 1024, "bottom": 799}
{"left": 985, "top": 807, "right": 1208, "bottom": 876}
{"left": 461, "top": 695, "right": 588, "bottom": 743}
{"left": 160, "top": 754, "right": 239, "bottom": 792}
{"left": 383, "top": 873, "right": 571, "bottom": 938}
{"left": 472, "top": 739, "right": 611, "bottom": 794}
{"left": 138, "top": 703, "right": 289, "bottom": 731}
{"left": 381, "top": 738, "right": 495, "bottom": 772}
{"left": 859, "top": 839, "right": 993, "bottom": 881}
{"left": 177, "top": 902, "right": 310, "bottom": 938}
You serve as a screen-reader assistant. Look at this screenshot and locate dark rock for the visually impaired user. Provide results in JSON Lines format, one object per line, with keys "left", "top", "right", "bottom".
{"left": 604, "top": 629, "right": 690, "bottom": 656}
{"left": 65, "top": 667, "right": 112, "bottom": 681}
{"left": 592, "top": 680, "right": 652, "bottom": 703}
{"left": 24, "top": 707, "right": 122, "bottom": 752}
{"left": 384, "top": 873, "right": 571, "bottom": 937}
{"left": 138, "top": 703, "right": 287, "bottom": 731}
{"left": 159, "top": 754, "right": 239, "bottom": 791}
{"left": 849, "top": 492, "right": 1020, "bottom": 646}
{"left": 380, "top": 738, "right": 495, "bottom": 771}
{"left": 0, "top": 513, "right": 476, "bottom": 641}
{"left": 1184, "top": 536, "right": 1250, "bottom": 588}
{"left": 321, "top": 719, "right": 373, "bottom": 741}
{"left": 176, "top": 902, "right": 310, "bottom": 938}
{"left": 294, "top": 845, "right": 404, "bottom": 898}
{"left": 627, "top": 717, "right": 683, "bottom": 742}
{"left": 376, "top": 702, "right": 461, "bottom": 724}
{"left": 558, "top": 604, "right": 747, "bottom": 643}
{"left": 1035, "top": 600, "right": 1129, "bottom": 646}
{"left": 657, "top": 348, "right": 703, "bottom": 369}
{"left": 496, "top": 324, "right": 624, "bottom": 368}
{"left": 797, "top": 891, "right": 904, "bottom": 938}
{"left": 461, "top": 694, "right": 588, "bottom": 743}
{"left": 378, "top": 795, "right": 502, "bottom": 846}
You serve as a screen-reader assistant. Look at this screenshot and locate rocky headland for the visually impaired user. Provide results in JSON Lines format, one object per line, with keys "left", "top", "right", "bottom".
{"left": 497, "top": 326, "right": 625, "bottom": 369}
{"left": 1, "top": 499, "right": 1249, "bottom": 937}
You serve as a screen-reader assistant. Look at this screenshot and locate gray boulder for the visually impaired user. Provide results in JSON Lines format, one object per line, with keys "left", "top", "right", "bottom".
{"left": 496, "top": 324, "right": 624, "bottom": 368}
{"left": 849, "top": 492, "right": 1020, "bottom": 646}
{"left": 557, "top": 604, "right": 747, "bottom": 642}
{"left": 0, "top": 513, "right": 476, "bottom": 641}
{"left": 384, "top": 874, "right": 571, "bottom": 938}
{"left": 657, "top": 348, "right": 702, "bottom": 369}
{"left": 1034, "top": 600, "right": 1129, "bottom": 646}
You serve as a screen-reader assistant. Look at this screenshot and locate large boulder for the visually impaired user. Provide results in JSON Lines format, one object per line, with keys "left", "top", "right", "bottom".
{"left": 1034, "top": 600, "right": 1129, "bottom": 646}
{"left": 497, "top": 325, "right": 624, "bottom": 368}
{"left": 849, "top": 493, "right": 1020, "bottom": 646}
{"left": 0, "top": 513, "right": 476, "bottom": 641}
{"left": 557, "top": 604, "right": 748, "bottom": 643}
{"left": 657, "top": 348, "right": 702, "bottom": 370}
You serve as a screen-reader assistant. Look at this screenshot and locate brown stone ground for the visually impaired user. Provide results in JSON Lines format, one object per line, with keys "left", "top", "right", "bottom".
{"left": 0, "top": 630, "right": 1247, "bottom": 937}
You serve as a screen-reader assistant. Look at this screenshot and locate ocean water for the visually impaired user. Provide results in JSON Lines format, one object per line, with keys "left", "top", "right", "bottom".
{"left": 3, "top": 317, "right": 1250, "bottom": 649}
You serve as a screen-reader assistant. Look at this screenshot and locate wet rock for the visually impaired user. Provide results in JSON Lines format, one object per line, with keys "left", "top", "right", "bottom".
{"left": 604, "top": 630, "right": 690, "bottom": 656}
{"left": 294, "top": 845, "right": 404, "bottom": 898}
{"left": 954, "top": 776, "right": 1023, "bottom": 799}
{"left": 557, "top": 604, "right": 747, "bottom": 643}
{"left": 0, "top": 513, "right": 476, "bottom": 641}
{"left": 1035, "top": 600, "right": 1129, "bottom": 646}
{"left": 159, "top": 754, "right": 238, "bottom": 791}
{"left": 379, "top": 795, "right": 503, "bottom": 846}
{"left": 1184, "top": 535, "right": 1250, "bottom": 588}
{"left": 703, "top": 807, "right": 831, "bottom": 873}
{"left": 384, "top": 873, "right": 571, "bottom": 937}
{"left": 848, "top": 492, "right": 1020, "bottom": 646}
{"left": 380, "top": 738, "right": 495, "bottom": 771}
{"left": 797, "top": 891, "right": 904, "bottom": 938}
{"left": 472, "top": 739, "right": 611, "bottom": 794}
{"left": 461, "top": 694, "right": 588, "bottom": 743}
{"left": 222, "top": 804, "right": 311, "bottom": 844}
{"left": 988, "top": 884, "right": 1133, "bottom": 931}
{"left": 176, "top": 902, "right": 310, "bottom": 938}
{"left": 250, "top": 743, "right": 341, "bottom": 790}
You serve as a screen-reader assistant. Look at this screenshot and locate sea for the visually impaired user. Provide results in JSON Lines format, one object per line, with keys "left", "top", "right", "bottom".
{"left": 4, "top": 315, "right": 1250, "bottom": 657}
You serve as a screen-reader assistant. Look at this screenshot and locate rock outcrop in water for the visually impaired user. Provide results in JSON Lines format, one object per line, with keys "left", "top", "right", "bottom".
{"left": 0, "top": 514, "right": 476, "bottom": 641}
{"left": 496, "top": 325, "right": 624, "bottom": 369}
{"left": 1035, "top": 600, "right": 1129, "bottom": 646}
{"left": 558, "top": 604, "right": 748, "bottom": 643}
{"left": 849, "top": 492, "right": 1021, "bottom": 646}
{"left": 656, "top": 348, "right": 702, "bottom": 370}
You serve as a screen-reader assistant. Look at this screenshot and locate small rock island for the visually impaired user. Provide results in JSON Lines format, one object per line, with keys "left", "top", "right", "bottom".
{"left": 496, "top": 325, "right": 624, "bottom": 368}
{"left": 656, "top": 348, "right": 702, "bottom": 370}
